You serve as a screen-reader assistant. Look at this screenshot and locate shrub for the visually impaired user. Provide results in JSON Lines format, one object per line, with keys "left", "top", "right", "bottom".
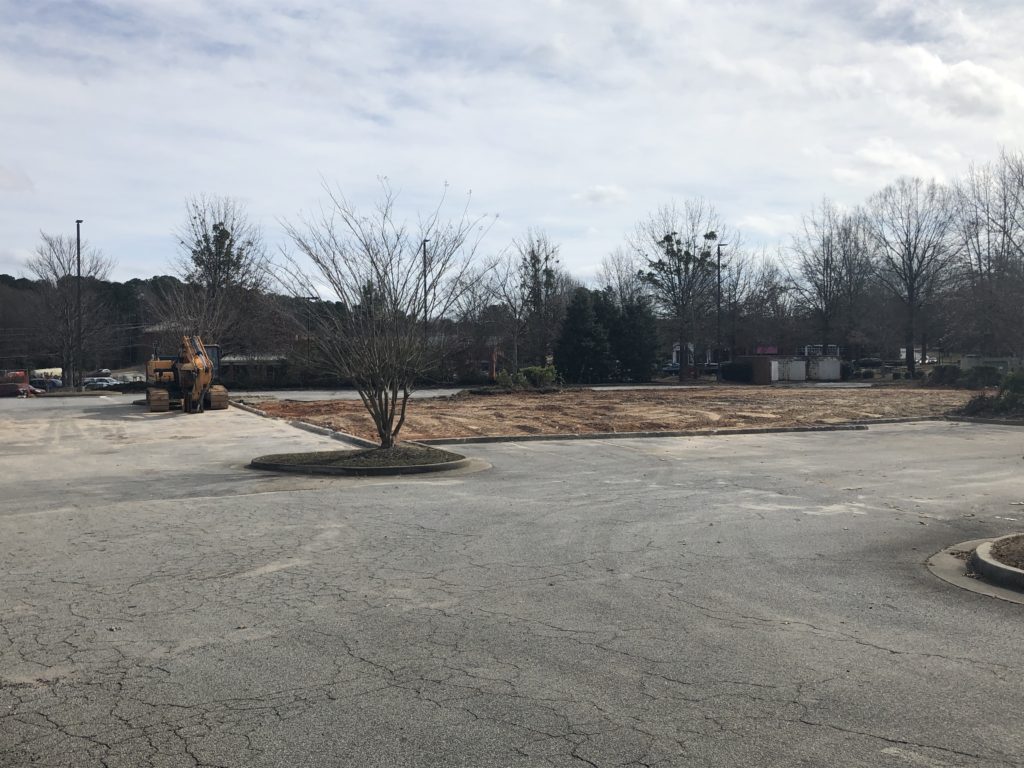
{"left": 961, "top": 394, "right": 996, "bottom": 415}
{"left": 957, "top": 372, "right": 1024, "bottom": 417}
{"left": 720, "top": 360, "right": 753, "bottom": 383}
{"left": 996, "top": 372, "right": 1024, "bottom": 413}
{"left": 1001, "top": 371, "right": 1024, "bottom": 395}
{"left": 520, "top": 365, "right": 558, "bottom": 388}
{"left": 962, "top": 366, "right": 1002, "bottom": 389}
{"left": 493, "top": 366, "right": 561, "bottom": 391}
{"left": 928, "top": 364, "right": 961, "bottom": 386}
{"left": 840, "top": 362, "right": 854, "bottom": 381}
{"left": 494, "top": 369, "right": 527, "bottom": 390}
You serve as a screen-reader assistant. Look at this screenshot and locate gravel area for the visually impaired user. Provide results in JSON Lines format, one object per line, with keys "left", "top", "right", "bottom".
{"left": 259, "top": 385, "right": 972, "bottom": 441}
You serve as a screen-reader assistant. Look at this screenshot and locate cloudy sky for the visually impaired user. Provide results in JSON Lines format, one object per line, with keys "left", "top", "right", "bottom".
{"left": 2, "top": 0, "right": 1023, "bottom": 282}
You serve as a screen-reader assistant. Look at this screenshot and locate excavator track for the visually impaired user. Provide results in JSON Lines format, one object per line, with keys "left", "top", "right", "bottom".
{"left": 147, "top": 387, "right": 170, "bottom": 413}
{"left": 206, "top": 384, "right": 230, "bottom": 410}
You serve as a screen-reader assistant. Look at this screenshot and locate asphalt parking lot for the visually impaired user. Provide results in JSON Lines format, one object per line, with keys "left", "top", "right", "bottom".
{"left": 1, "top": 396, "right": 1022, "bottom": 767}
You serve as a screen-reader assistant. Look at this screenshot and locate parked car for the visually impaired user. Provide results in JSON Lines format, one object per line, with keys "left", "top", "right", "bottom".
{"left": 30, "top": 377, "right": 62, "bottom": 391}
{"left": 661, "top": 362, "right": 681, "bottom": 375}
{"left": 84, "top": 377, "right": 121, "bottom": 390}
{"left": 0, "top": 383, "right": 27, "bottom": 397}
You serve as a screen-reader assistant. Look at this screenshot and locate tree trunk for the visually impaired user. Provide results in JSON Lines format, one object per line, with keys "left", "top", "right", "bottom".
{"left": 905, "top": 307, "right": 916, "bottom": 376}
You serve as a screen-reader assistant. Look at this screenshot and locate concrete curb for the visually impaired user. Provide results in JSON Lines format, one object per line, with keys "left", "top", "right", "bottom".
{"left": 417, "top": 423, "right": 872, "bottom": 446}
{"left": 847, "top": 416, "right": 945, "bottom": 425}
{"left": 972, "top": 535, "right": 1024, "bottom": 591}
{"left": 948, "top": 416, "right": 1024, "bottom": 427}
{"left": 249, "top": 454, "right": 471, "bottom": 476}
{"left": 232, "top": 400, "right": 376, "bottom": 448}
{"left": 286, "top": 420, "right": 379, "bottom": 449}
{"left": 37, "top": 390, "right": 117, "bottom": 398}
{"left": 230, "top": 401, "right": 269, "bottom": 417}
{"left": 927, "top": 539, "right": 1024, "bottom": 605}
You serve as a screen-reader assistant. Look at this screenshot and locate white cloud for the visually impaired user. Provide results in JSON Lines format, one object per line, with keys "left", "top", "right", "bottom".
{"left": 737, "top": 213, "right": 801, "bottom": 240}
{"left": 0, "top": 165, "right": 33, "bottom": 192}
{"left": 0, "top": 1, "right": 1023, "bottom": 282}
{"left": 571, "top": 185, "right": 628, "bottom": 205}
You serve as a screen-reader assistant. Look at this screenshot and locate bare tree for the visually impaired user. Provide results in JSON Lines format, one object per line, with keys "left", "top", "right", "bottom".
{"left": 597, "top": 247, "right": 648, "bottom": 307}
{"left": 951, "top": 152, "right": 1024, "bottom": 357}
{"left": 865, "top": 177, "right": 958, "bottom": 373}
{"left": 720, "top": 247, "right": 758, "bottom": 356}
{"left": 632, "top": 199, "right": 728, "bottom": 379}
{"left": 739, "top": 252, "right": 800, "bottom": 355}
{"left": 283, "top": 182, "right": 491, "bottom": 448}
{"left": 26, "top": 232, "right": 114, "bottom": 386}
{"left": 490, "top": 250, "right": 531, "bottom": 372}
{"left": 152, "top": 195, "right": 270, "bottom": 348}
{"left": 516, "top": 229, "right": 570, "bottom": 367}
{"left": 790, "top": 199, "right": 873, "bottom": 352}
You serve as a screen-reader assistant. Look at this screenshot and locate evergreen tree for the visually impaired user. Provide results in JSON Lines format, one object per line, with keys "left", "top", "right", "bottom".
{"left": 612, "top": 296, "right": 658, "bottom": 382}
{"left": 555, "top": 288, "right": 614, "bottom": 384}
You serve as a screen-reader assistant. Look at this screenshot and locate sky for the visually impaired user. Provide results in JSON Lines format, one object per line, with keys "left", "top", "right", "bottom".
{"left": 2, "top": 0, "right": 1023, "bottom": 283}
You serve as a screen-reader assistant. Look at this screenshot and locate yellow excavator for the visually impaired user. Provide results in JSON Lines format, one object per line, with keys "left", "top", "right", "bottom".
{"left": 146, "top": 335, "right": 229, "bottom": 413}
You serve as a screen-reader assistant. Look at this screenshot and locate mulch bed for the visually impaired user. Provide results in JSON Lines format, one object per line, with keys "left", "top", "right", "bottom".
{"left": 256, "top": 444, "right": 462, "bottom": 468}
{"left": 991, "top": 534, "right": 1024, "bottom": 570}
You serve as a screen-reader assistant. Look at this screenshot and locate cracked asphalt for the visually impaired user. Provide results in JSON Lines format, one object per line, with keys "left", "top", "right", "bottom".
{"left": 1, "top": 396, "right": 1022, "bottom": 768}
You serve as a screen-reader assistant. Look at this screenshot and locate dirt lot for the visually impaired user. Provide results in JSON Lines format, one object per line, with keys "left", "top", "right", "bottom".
{"left": 257, "top": 385, "right": 973, "bottom": 441}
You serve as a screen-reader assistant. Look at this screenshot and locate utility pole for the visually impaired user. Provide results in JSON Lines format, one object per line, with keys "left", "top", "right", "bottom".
{"left": 421, "top": 238, "right": 429, "bottom": 322}
{"left": 716, "top": 242, "right": 728, "bottom": 383}
{"left": 75, "top": 219, "right": 83, "bottom": 390}
{"left": 305, "top": 295, "right": 317, "bottom": 377}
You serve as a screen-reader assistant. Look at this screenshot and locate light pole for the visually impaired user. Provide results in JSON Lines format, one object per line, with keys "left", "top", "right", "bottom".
{"left": 716, "top": 241, "right": 728, "bottom": 382}
{"left": 75, "top": 219, "right": 83, "bottom": 390}
{"left": 305, "top": 295, "right": 318, "bottom": 377}
{"left": 421, "top": 238, "right": 429, "bottom": 322}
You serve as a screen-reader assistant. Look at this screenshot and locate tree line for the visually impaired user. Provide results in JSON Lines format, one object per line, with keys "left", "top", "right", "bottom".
{"left": 3, "top": 150, "right": 1024, "bottom": 395}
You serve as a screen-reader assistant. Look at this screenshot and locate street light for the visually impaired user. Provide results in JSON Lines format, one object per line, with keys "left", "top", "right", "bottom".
{"left": 421, "top": 238, "right": 430, "bottom": 322}
{"left": 305, "top": 295, "right": 318, "bottom": 376}
{"left": 716, "top": 241, "right": 728, "bottom": 382}
{"left": 75, "top": 219, "right": 83, "bottom": 390}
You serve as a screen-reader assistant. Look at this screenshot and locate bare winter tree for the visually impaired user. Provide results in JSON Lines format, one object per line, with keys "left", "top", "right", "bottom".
{"left": 740, "top": 253, "right": 800, "bottom": 355}
{"left": 951, "top": 152, "right": 1024, "bottom": 357}
{"left": 632, "top": 199, "right": 728, "bottom": 379}
{"left": 151, "top": 195, "right": 270, "bottom": 349}
{"left": 719, "top": 247, "right": 758, "bottom": 355}
{"left": 790, "top": 199, "right": 874, "bottom": 352}
{"left": 491, "top": 250, "right": 531, "bottom": 372}
{"left": 26, "top": 232, "right": 114, "bottom": 387}
{"left": 516, "top": 229, "right": 571, "bottom": 367}
{"left": 865, "top": 177, "right": 958, "bottom": 373}
{"left": 597, "top": 247, "right": 648, "bottom": 307}
{"left": 283, "top": 182, "right": 491, "bottom": 448}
